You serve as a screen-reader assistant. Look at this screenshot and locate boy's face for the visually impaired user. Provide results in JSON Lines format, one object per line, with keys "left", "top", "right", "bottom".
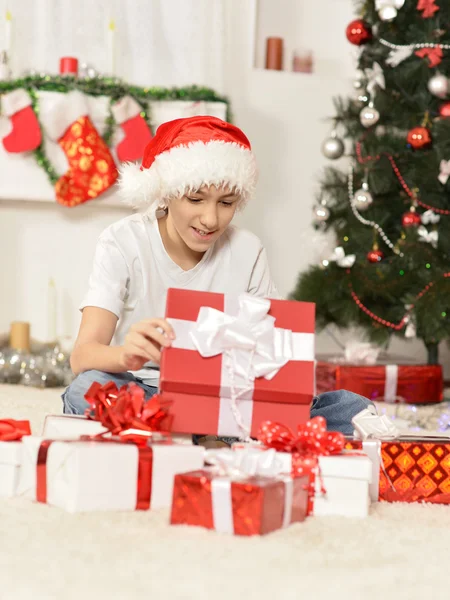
{"left": 167, "top": 185, "right": 239, "bottom": 252}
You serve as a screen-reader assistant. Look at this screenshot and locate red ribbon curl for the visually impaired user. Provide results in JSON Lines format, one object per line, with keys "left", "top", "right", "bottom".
{"left": 0, "top": 419, "right": 31, "bottom": 441}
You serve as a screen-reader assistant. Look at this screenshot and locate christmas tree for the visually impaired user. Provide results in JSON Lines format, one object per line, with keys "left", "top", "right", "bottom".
{"left": 291, "top": 0, "right": 450, "bottom": 365}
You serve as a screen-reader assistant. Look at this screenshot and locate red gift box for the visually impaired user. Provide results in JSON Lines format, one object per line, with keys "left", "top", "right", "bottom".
{"left": 316, "top": 360, "right": 443, "bottom": 404}
{"left": 170, "top": 469, "right": 309, "bottom": 536}
{"left": 160, "top": 289, "right": 315, "bottom": 437}
{"left": 345, "top": 437, "right": 450, "bottom": 504}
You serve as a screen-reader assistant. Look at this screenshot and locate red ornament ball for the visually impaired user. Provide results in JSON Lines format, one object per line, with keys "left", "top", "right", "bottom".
{"left": 406, "top": 126, "right": 432, "bottom": 150}
{"left": 402, "top": 211, "right": 421, "bottom": 227}
{"left": 439, "top": 102, "right": 450, "bottom": 118}
{"left": 367, "top": 249, "right": 384, "bottom": 263}
{"left": 346, "top": 19, "right": 372, "bottom": 46}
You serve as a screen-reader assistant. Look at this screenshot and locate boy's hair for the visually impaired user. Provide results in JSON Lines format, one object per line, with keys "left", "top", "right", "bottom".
{"left": 119, "top": 116, "right": 258, "bottom": 218}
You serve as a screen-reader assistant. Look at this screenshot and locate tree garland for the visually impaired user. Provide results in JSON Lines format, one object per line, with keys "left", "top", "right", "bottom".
{"left": 0, "top": 75, "right": 231, "bottom": 186}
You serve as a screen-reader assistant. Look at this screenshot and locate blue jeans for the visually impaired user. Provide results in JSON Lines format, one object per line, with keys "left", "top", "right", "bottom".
{"left": 62, "top": 369, "right": 373, "bottom": 437}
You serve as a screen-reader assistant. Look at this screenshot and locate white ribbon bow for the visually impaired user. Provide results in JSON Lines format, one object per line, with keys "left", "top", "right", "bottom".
{"left": 329, "top": 246, "right": 356, "bottom": 268}
{"left": 190, "top": 294, "right": 290, "bottom": 382}
{"left": 421, "top": 209, "right": 440, "bottom": 225}
{"left": 386, "top": 46, "right": 414, "bottom": 67}
{"left": 403, "top": 305, "right": 416, "bottom": 339}
{"left": 352, "top": 407, "right": 399, "bottom": 440}
{"left": 365, "top": 62, "right": 386, "bottom": 95}
{"left": 438, "top": 159, "right": 450, "bottom": 185}
{"left": 206, "top": 447, "right": 283, "bottom": 479}
{"left": 418, "top": 225, "right": 438, "bottom": 249}
{"left": 190, "top": 295, "right": 293, "bottom": 438}
{"left": 344, "top": 341, "right": 381, "bottom": 365}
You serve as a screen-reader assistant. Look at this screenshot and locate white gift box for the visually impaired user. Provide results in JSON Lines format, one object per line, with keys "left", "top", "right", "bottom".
{"left": 18, "top": 436, "right": 204, "bottom": 513}
{"left": 232, "top": 445, "right": 372, "bottom": 518}
{"left": 42, "top": 414, "right": 193, "bottom": 445}
{"left": 311, "top": 453, "right": 372, "bottom": 518}
{"left": 0, "top": 441, "right": 23, "bottom": 497}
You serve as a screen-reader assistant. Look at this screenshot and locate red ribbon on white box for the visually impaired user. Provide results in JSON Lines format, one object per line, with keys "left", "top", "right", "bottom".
{"left": 168, "top": 294, "right": 315, "bottom": 438}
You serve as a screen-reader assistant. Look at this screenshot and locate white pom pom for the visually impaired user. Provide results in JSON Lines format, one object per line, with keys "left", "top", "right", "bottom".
{"left": 118, "top": 162, "right": 161, "bottom": 210}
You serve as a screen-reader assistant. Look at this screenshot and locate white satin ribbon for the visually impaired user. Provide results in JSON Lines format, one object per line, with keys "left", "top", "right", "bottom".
{"left": 352, "top": 407, "right": 399, "bottom": 440}
{"left": 384, "top": 364, "right": 398, "bottom": 403}
{"left": 207, "top": 448, "right": 294, "bottom": 534}
{"left": 438, "top": 159, "right": 450, "bottom": 185}
{"left": 329, "top": 246, "right": 355, "bottom": 268}
{"left": 344, "top": 341, "right": 381, "bottom": 365}
{"left": 168, "top": 294, "right": 314, "bottom": 438}
{"left": 417, "top": 225, "right": 438, "bottom": 249}
{"left": 421, "top": 209, "right": 440, "bottom": 225}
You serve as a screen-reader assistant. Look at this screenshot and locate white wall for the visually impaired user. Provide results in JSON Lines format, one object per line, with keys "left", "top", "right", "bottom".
{"left": 1, "top": 0, "right": 448, "bottom": 373}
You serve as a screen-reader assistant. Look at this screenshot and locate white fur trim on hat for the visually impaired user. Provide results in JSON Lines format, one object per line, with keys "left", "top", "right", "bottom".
{"left": 119, "top": 140, "right": 258, "bottom": 216}
{"left": 111, "top": 95, "right": 142, "bottom": 125}
{"left": 1, "top": 88, "right": 32, "bottom": 117}
{"left": 42, "top": 90, "right": 88, "bottom": 141}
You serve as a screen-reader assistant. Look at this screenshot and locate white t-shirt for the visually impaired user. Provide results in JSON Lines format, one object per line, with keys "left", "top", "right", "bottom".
{"left": 80, "top": 213, "right": 280, "bottom": 384}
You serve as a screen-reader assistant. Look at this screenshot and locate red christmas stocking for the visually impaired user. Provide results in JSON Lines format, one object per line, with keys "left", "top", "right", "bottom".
{"left": 111, "top": 95, "right": 153, "bottom": 162}
{"left": 1, "top": 88, "right": 42, "bottom": 153}
{"left": 43, "top": 91, "right": 118, "bottom": 207}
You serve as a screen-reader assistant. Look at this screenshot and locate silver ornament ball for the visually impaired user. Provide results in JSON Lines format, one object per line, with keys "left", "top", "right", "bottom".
{"left": 313, "top": 205, "right": 330, "bottom": 222}
{"left": 428, "top": 74, "right": 449, "bottom": 99}
{"left": 360, "top": 105, "right": 380, "bottom": 128}
{"left": 378, "top": 6, "right": 397, "bottom": 21}
{"left": 321, "top": 135, "right": 345, "bottom": 160}
{"left": 353, "top": 188, "right": 374, "bottom": 211}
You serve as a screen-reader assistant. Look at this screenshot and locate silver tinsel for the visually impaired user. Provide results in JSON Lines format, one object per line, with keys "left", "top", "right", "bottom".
{"left": 0, "top": 343, "right": 73, "bottom": 388}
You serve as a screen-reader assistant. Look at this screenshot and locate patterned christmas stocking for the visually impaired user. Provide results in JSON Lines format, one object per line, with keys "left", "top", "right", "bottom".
{"left": 111, "top": 95, "right": 153, "bottom": 162}
{"left": 43, "top": 91, "right": 118, "bottom": 207}
{"left": 1, "top": 88, "right": 42, "bottom": 153}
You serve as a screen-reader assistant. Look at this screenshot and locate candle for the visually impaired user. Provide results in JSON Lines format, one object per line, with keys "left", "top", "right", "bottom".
{"left": 5, "top": 10, "right": 12, "bottom": 56}
{"left": 48, "top": 278, "right": 57, "bottom": 342}
{"left": 108, "top": 19, "right": 116, "bottom": 75}
{"left": 265, "top": 37, "right": 283, "bottom": 71}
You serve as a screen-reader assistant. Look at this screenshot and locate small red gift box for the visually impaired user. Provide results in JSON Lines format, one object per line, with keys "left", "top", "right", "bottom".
{"left": 316, "top": 359, "right": 443, "bottom": 404}
{"left": 160, "top": 289, "right": 315, "bottom": 437}
{"left": 171, "top": 469, "right": 309, "bottom": 536}
{"left": 346, "top": 437, "right": 450, "bottom": 504}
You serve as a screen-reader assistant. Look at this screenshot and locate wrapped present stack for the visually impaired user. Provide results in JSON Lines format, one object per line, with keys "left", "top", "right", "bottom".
{"left": 4, "top": 287, "right": 450, "bottom": 536}
{"left": 316, "top": 342, "right": 443, "bottom": 404}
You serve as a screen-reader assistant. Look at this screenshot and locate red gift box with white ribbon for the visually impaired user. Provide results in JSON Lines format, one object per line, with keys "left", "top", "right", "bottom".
{"left": 316, "top": 360, "right": 443, "bottom": 404}
{"left": 160, "top": 289, "right": 315, "bottom": 438}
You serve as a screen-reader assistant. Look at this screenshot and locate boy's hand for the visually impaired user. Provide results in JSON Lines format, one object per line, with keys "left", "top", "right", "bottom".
{"left": 120, "top": 318, "right": 175, "bottom": 371}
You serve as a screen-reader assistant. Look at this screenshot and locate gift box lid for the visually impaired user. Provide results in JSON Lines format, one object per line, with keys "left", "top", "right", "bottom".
{"left": 161, "top": 288, "right": 316, "bottom": 405}
{"left": 0, "top": 440, "right": 23, "bottom": 466}
{"left": 318, "top": 452, "right": 372, "bottom": 482}
{"left": 42, "top": 415, "right": 107, "bottom": 439}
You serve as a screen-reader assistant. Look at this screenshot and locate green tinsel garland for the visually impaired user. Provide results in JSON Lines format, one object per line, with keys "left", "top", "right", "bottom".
{"left": 0, "top": 75, "right": 231, "bottom": 186}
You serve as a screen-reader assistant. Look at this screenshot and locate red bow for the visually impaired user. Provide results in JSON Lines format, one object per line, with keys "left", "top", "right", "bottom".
{"left": 415, "top": 47, "right": 443, "bottom": 68}
{"left": 257, "top": 417, "right": 345, "bottom": 477}
{"left": 0, "top": 419, "right": 31, "bottom": 441}
{"left": 84, "top": 381, "right": 172, "bottom": 444}
{"left": 417, "top": 0, "right": 439, "bottom": 19}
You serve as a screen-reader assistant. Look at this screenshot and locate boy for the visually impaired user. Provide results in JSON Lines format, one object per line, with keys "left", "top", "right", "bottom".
{"left": 63, "top": 115, "right": 371, "bottom": 443}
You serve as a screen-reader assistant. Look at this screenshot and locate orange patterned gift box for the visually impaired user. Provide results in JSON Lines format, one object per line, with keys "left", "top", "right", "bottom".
{"left": 345, "top": 437, "right": 450, "bottom": 504}
{"left": 170, "top": 469, "right": 309, "bottom": 536}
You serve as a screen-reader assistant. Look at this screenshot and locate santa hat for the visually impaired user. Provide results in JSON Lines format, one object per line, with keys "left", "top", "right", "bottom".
{"left": 119, "top": 115, "right": 258, "bottom": 215}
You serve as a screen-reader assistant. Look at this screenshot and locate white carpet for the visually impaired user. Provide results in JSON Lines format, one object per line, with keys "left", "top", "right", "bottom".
{"left": 0, "top": 384, "right": 449, "bottom": 600}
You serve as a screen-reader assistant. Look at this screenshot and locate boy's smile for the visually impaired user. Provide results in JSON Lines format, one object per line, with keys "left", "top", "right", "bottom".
{"left": 158, "top": 184, "right": 239, "bottom": 270}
